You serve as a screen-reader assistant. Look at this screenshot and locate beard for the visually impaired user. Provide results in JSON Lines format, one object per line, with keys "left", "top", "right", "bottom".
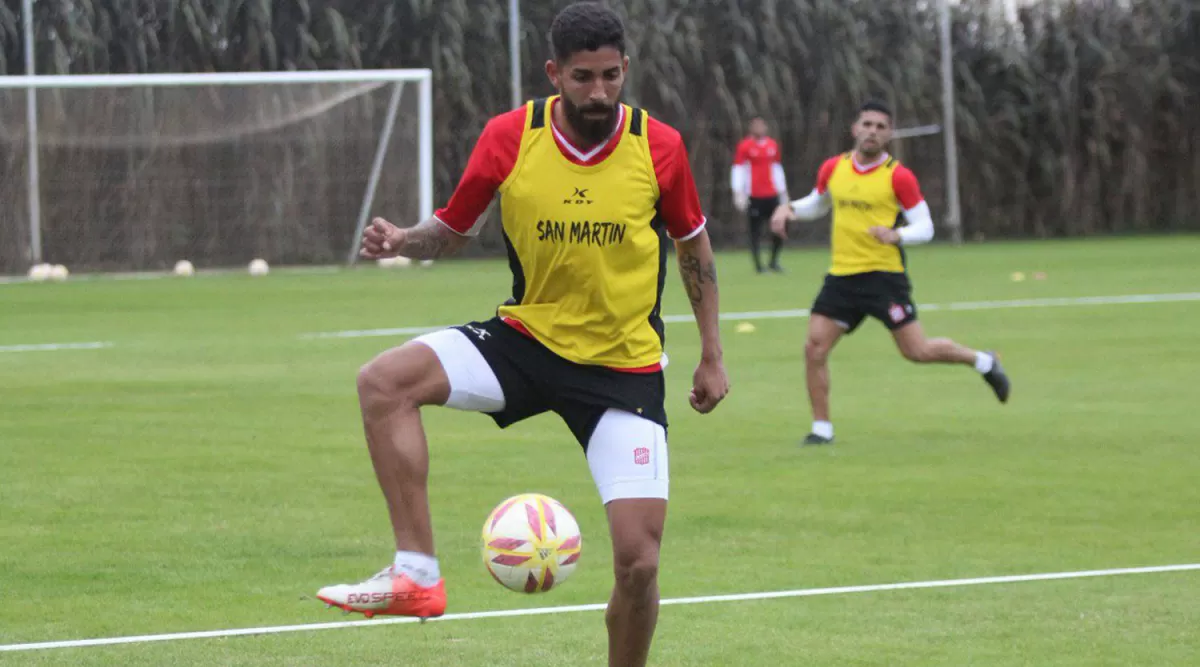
{"left": 857, "top": 139, "right": 884, "bottom": 159}
{"left": 561, "top": 95, "right": 618, "bottom": 145}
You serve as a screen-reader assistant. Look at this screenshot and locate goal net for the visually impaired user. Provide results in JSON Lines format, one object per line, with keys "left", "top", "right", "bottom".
{"left": 0, "top": 70, "right": 432, "bottom": 275}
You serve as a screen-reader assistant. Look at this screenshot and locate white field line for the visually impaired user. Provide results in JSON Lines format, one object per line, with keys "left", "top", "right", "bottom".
{"left": 300, "top": 291, "right": 1200, "bottom": 340}
{"left": 0, "top": 342, "right": 113, "bottom": 353}
{"left": 0, "top": 265, "right": 346, "bottom": 285}
{"left": 0, "top": 563, "right": 1197, "bottom": 653}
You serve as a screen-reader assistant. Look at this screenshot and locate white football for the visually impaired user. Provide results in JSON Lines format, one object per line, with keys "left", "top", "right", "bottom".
{"left": 377, "top": 256, "right": 412, "bottom": 268}
{"left": 248, "top": 258, "right": 269, "bottom": 276}
{"left": 481, "top": 493, "right": 582, "bottom": 593}
{"left": 174, "top": 260, "right": 195, "bottom": 276}
{"left": 27, "top": 263, "right": 51, "bottom": 282}
{"left": 48, "top": 264, "right": 69, "bottom": 282}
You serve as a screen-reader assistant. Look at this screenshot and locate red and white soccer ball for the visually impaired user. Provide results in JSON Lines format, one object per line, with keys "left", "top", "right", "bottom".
{"left": 481, "top": 493, "right": 582, "bottom": 593}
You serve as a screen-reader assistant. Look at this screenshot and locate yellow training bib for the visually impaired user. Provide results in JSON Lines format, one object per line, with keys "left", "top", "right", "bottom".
{"left": 496, "top": 97, "right": 666, "bottom": 369}
{"left": 826, "top": 154, "right": 907, "bottom": 275}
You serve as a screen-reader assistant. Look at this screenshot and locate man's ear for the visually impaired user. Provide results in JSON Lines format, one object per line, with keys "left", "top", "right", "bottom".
{"left": 545, "top": 59, "right": 559, "bottom": 89}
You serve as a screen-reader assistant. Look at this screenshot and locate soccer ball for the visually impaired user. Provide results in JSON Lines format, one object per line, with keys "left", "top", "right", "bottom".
{"left": 376, "top": 256, "right": 412, "bottom": 268}
{"left": 174, "top": 260, "right": 195, "bottom": 276}
{"left": 48, "top": 264, "right": 69, "bottom": 282}
{"left": 27, "top": 264, "right": 51, "bottom": 282}
{"left": 481, "top": 493, "right": 582, "bottom": 593}
{"left": 248, "top": 258, "right": 269, "bottom": 276}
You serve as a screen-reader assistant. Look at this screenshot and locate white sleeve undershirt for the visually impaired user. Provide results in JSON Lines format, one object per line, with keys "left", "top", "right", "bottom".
{"left": 770, "top": 163, "right": 788, "bottom": 200}
{"left": 730, "top": 164, "right": 749, "bottom": 196}
{"left": 897, "top": 200, "right": 935, "bottom": 245}
{"left": 788, "top": 188, "right": 832, "bottom": 220}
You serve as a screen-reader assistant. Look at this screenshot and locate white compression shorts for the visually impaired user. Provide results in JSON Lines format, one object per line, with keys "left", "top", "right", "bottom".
{"left": 411, "top": 328, "right": 669, "bottom": 504}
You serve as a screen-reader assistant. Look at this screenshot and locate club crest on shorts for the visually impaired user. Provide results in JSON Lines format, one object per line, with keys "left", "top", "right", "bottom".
{"left": 888, "top": 303, "right": 906, "bottom": 323}
{"left": 633, "top": 447, "right": 650, "bottom": 465}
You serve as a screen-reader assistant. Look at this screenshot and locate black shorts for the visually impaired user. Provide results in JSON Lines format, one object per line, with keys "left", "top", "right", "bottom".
{"left": 453, "top": 317, "right": 667, "bottom": 448}
{"left": 747, "top": 196, "right": 779, "bottom": 226}
{"left": 810, "top": 271, "right": 918, "bottom": 334}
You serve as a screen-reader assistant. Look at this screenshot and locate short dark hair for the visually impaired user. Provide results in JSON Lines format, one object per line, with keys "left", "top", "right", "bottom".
{"left": 549, "top": 2, "right": 626, "bottom": 62}
{"left": 859, "top": 100, "right": 893, "bottom": 119}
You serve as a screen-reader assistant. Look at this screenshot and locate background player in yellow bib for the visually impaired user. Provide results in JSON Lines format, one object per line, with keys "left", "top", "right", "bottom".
{"left": 316, "top": 3, "right": 729, "bottom": 665}
{"left": 771, "top": 100, "right": 1010, "bottom": 446}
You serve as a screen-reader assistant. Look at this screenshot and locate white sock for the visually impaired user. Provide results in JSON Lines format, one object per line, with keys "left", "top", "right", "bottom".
{"left": 394, "top": 551, "right": 441, "bottom": 587}
{"left": 974, "top": 351, "right": 995, "bottom": 374}
{"left": 812, "top": 420, "right": 834, "bottom": 439}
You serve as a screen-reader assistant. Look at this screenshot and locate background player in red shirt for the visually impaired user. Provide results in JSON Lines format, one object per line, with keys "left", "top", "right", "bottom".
{"left": 731, "top": 117, "right": 790, "bottom": 273}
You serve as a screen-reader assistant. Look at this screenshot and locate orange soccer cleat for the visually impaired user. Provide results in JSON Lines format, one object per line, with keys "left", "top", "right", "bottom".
{"left": 316, "top": 567, "right": 446, "bottom": 619}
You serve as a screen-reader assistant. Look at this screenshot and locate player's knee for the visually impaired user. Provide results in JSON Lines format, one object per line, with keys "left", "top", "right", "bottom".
{"left": 805, "top": 337, "right": 830, "bottom": 365}
{"left": 356, "top": 347, "right": 431, "bottom": 413}
{"left": 613, "top": 545, "right": 660, "bottom": 594}
{"left": 610, "top": 516, "right": 662, "bottom": 594}
{"left": 900, "top": 341, "right": 930, "bottom": 363}
{"left": 356, "top": 359, "right": 401, "bottom": 414}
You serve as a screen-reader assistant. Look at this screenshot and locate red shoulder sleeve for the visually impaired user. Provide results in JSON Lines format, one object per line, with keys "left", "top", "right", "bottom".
{"left": 649, "top": 117, "right": 706, "bottom": 240}
{"left": 732, "top": 138, "right": 749, "bottom": 165}
{"left": 815, "top": 156, "right": 840, "bottom": 194}
{"left": 891, "top": 165, "right": 924, "bottom": 210}
{"left": 433, "top": 107, "right": 525, "bottom": 235}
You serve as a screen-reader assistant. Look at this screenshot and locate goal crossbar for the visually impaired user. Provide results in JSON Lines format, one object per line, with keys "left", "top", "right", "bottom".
{"left": 0, "top": 69, "right": 431, "bottom": 89}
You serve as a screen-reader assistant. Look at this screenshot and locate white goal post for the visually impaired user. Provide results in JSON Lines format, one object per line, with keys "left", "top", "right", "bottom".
{"left": 0, "top": 68, "right": 432, "bottom": 273}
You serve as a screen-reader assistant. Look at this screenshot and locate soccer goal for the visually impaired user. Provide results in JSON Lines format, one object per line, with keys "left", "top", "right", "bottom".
{"left": 0, "top": 69, "right": 432, "bottom": 275}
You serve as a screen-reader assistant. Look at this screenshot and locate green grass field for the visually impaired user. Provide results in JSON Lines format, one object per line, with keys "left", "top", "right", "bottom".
{"left": 3, "top": 236, "right": 1199, "bottom": 665}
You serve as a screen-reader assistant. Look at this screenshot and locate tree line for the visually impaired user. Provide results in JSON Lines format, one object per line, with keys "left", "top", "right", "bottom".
{"left": 1, "top": 0, "right": 1195, "bottom": 271}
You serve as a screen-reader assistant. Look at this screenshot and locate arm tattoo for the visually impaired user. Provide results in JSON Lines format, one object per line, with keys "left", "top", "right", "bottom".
{"left": 399, "top": 218, "right": 460, "bottom": 259}
{"left": 678, "top": 250, "right": 718, "bottom": 309}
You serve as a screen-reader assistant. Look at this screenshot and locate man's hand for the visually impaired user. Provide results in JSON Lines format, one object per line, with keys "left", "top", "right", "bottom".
{"left": 733, "top": 192, "right": 749, "bottom": 213}
{"left": 868, "top": 226, "right": 901, "bottom": 245}
{"left": 770, "top": 204, "right": 793, "bottom": 239}
{"left": 689, "top": 357, "right": 730, "bottom": 414}
{"left": 360, "top": 217, "right": 406, "bottom": 259}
